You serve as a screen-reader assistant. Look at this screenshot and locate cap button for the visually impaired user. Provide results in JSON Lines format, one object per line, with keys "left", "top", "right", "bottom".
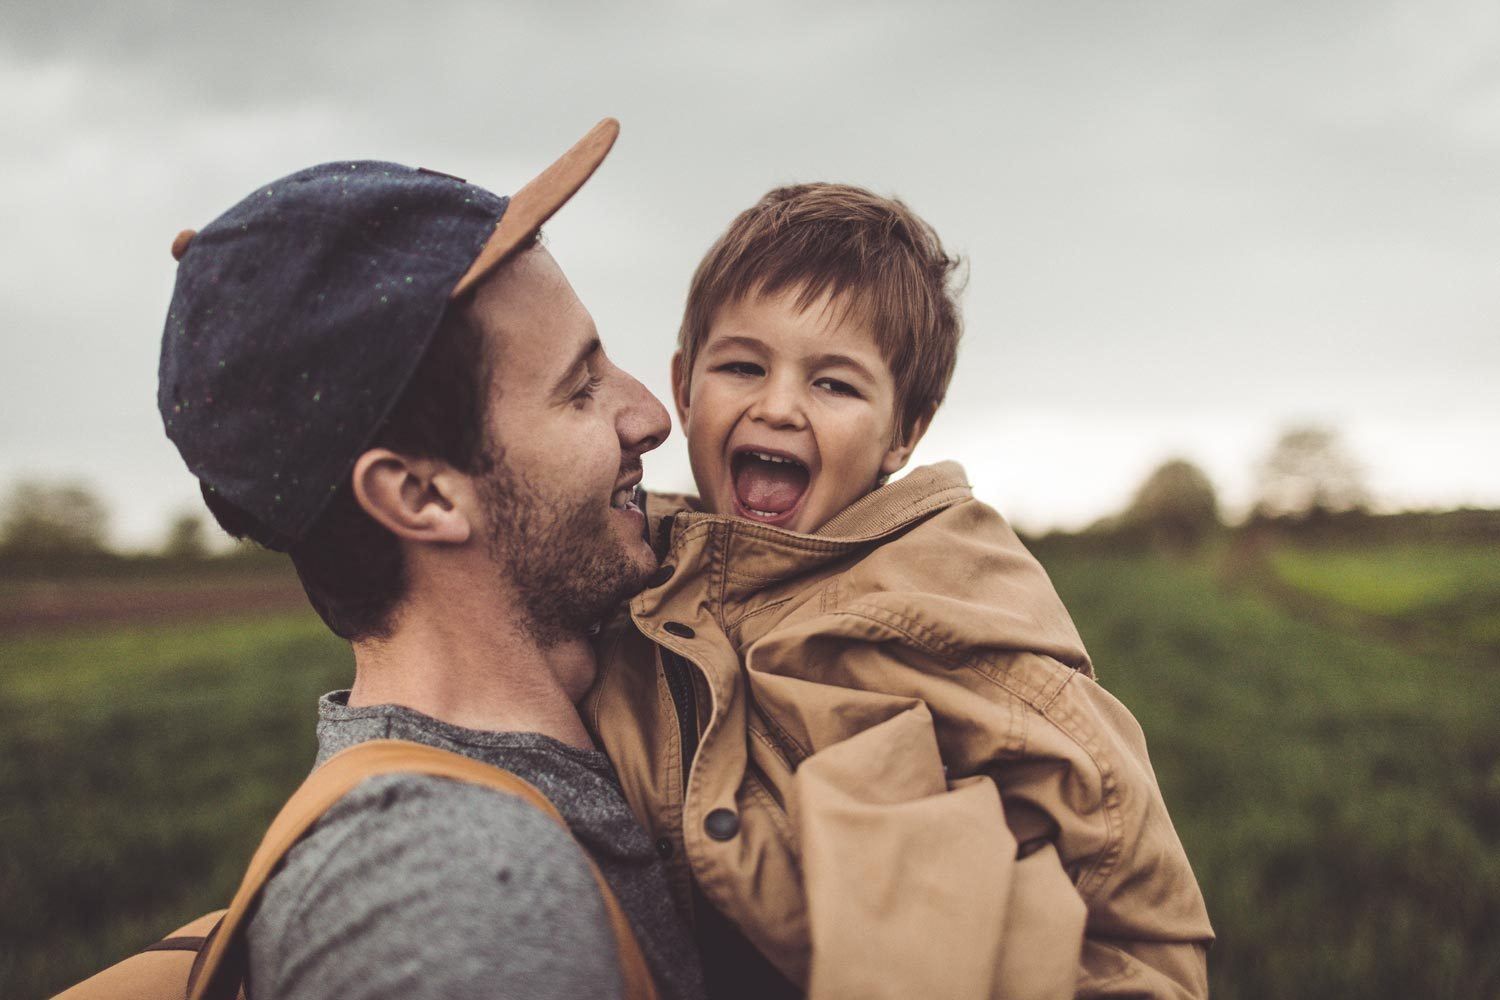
{"left": 654, "top": 836, "right": 675, "bottom": 859}
{"left": 170, "top": 229, "right": 197, "bottom": 261}
{"left": 704, "top": 808, "right": 740, "bottom": 841}
{"left": 646, "top": 564, "right": 675, "bottom": 588}
{"left": 663, "top": 621, "right": 694, "bottom": 639}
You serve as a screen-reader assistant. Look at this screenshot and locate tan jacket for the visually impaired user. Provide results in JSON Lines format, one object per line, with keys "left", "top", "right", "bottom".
{"left": 584, "top": 462, "right": 1213, "bottom": 999}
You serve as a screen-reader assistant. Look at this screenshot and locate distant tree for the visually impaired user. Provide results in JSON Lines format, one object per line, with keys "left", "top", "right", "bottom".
{"left": 0, "top": 480, "right": 111, "bottom": 556}
{"left": 1253, "top": 425, "right": 1370, "bottom": 518}
{"left": 1120, "top": 458, "right": 1221, "bottom": 552}
{"left": 163, "top": 512, "right": 209, "bottom": 560}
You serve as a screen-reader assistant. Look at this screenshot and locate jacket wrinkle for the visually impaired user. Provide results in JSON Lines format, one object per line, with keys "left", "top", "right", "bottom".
{"left": 587, "top": 461, "right": 1213, "bottom": 1000}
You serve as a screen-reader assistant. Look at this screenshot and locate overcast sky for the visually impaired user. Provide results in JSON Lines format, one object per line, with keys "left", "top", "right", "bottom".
{"left": 4, "top": 0, "right": 1497, "bottom": 546}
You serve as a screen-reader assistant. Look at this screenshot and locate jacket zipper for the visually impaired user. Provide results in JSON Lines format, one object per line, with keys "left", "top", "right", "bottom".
{"left": 653, "top": 510, "right": 700, "bottom": 790}
{"left": 660, "top": 647, "right": 700, "bottom": 788}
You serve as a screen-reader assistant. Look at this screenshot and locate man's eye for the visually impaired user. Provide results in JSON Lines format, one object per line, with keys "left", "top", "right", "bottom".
{"left": 572, "top": 375, "right": 604, "bottom": 407}
{"left": 814, "top": 377, "right": 859, "bottom": 397}
{"left": 716, "top": 361, "right": 764, "bottom": 377}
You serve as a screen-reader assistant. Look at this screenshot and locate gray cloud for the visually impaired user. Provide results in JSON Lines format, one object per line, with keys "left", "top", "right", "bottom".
{"left": 3, "top": 0, "right": 1497, "bottom": 544}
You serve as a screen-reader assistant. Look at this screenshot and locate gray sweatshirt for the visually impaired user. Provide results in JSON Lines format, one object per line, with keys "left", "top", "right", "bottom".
{"left": 245, "top": 691, "right": 705, "bottom": 1000}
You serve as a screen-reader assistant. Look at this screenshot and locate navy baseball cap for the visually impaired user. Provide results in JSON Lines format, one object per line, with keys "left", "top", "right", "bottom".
{"left": 159, "top": 118, "right": 619, "bottom": 550}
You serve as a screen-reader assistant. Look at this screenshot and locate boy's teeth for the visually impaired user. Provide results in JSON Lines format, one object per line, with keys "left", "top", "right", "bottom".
{"left": 751, "top": 451, "right": 794, "bottom": 465}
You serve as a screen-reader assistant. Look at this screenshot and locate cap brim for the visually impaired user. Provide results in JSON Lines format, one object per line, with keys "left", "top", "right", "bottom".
{"left": 450, "top": 117, "right": 620, "bottom": 299}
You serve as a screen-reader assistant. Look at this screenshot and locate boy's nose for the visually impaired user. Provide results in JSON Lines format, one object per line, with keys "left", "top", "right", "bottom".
{"left": 747, "top": 379, "right": 807, "bottom": 431}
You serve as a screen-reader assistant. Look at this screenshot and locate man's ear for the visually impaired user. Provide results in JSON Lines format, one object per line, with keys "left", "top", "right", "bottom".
{"left": 879, "top": 405, "right": 935, "bottom": 477}
{"left": 350, "top": 448, "right": 472, "bottom": 545}
{"left": 670, "top": 350, "right": 691, "bottom": 427}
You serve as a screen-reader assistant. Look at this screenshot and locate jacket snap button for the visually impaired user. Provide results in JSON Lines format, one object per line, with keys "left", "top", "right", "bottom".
{"left": 655, "top": 837, "right": 675, "bottom": 859}
{"left": 646, "top": 564, "right": 675, "bottom": 588}
{"left": 663, "top": 621, "right": 695, "bottom": 639}
{"left": 704, "top": 808, "right": 740, "bottom": 840}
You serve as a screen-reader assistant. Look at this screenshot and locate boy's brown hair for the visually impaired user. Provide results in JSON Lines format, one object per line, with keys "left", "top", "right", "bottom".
{"left": 678, "top": 182, "right": 964, "bottom": 437}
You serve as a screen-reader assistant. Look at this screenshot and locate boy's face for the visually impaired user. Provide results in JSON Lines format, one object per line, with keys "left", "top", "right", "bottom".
{"left": 673, "top": 285, "right": 925, "bottom": 533}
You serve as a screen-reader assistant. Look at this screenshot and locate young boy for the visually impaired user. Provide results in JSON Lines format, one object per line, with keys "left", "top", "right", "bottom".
{"left": 585, "top": 184, "right": 1213, "bottom": 999}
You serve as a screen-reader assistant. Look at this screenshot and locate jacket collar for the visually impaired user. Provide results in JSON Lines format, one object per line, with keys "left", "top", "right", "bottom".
{"left": 662, "top": 460, "right": 970, "bottom": 541}
{"left": 815, "top": 461, "right": 973, "bottom": 540}
{"left": 646, "top": 462, "right": 975, "bottom": 603}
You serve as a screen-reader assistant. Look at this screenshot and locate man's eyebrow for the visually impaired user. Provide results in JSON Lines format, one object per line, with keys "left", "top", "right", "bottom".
{"left": 551, "top": 337, "right": 601, "bottom": 396}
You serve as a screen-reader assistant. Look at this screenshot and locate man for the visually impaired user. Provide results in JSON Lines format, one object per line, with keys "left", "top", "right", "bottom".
{"left": 159, "top": 119, "right": 704, "bottom": 999}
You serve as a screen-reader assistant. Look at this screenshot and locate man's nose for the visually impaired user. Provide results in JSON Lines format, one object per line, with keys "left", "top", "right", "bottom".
{"left": 747, "top": 376, "right": 807, "bottom": 431}
{"left": 618, "top": 370, "right": 672, "bottom": 456}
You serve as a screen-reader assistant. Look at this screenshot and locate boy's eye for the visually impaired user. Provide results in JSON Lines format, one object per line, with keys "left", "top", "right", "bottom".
{"left": 716, "top": 361, "right": 764, "bottom": 377}
{"left": 814, "top": 377, "right": 860, "bottom": 397}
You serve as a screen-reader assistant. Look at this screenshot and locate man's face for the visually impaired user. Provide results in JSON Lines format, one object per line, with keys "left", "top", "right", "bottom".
{"left": 675, "top": 285, "right": 913, "bottom": 534}
{"left": 465, "top": 247, "right": 670, "bottom": 644}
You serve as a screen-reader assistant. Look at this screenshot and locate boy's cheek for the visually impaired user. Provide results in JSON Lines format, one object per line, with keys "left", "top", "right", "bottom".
{"left": 683, "top": 379, "right": 732, "bottom": 434}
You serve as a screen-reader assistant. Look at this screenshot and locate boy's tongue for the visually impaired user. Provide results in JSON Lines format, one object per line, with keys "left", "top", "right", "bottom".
{"left": 733, "top": 456, "right": 808, "bottom": 514}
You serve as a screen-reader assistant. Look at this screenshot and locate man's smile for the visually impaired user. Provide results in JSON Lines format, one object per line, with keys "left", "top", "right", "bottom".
{"left": 608, "top": 468, "right": 647, "bottom": 532}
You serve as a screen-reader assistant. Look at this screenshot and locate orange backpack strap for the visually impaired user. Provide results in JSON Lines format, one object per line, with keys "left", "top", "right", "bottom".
{"left": 188, "top": 738, "right": 659, "bottom": 1000}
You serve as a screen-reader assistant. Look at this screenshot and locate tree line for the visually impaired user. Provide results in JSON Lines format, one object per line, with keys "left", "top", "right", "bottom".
{"left": 0, "top": 424, "right": 1485, "bottom": 565}
{"left": 1088, "top": 424, "right": 1373, "bottom": 553}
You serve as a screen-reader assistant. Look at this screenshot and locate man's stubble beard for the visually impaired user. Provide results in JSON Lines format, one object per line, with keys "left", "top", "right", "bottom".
{"left": 475, "top": 450, "right": 650, "bottom": 649}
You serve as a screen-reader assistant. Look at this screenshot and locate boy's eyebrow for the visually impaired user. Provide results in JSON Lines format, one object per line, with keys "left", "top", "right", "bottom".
{"left": 809, "top": 352, "right": 878, "bottom": 382}
{"left": 550, "top": 337, "right": 601, "bottom": 397}
{"left": 702, "top": 334, "right": 767, "bottom": 355}
{"left": 705, "top": 336, "right": 879, "bottom": 382}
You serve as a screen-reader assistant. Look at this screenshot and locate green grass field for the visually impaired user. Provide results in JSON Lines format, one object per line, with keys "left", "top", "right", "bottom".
{"left": 3, "top": 540, "right": 1497, "bottom": 999}
{"left": 1041, "top": 544, "right": 1500, "bottom": 999}
{"left": 0, "top": 611, "right": 352, "bottom": 997}
{"left": 1268, "top": 541, "right": 1500, "bottom": 653}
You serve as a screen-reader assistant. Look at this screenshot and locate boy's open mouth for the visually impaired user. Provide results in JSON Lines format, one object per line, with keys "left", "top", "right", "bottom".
{"left": 731, "top": 448, "right": 811, "bottom": 525}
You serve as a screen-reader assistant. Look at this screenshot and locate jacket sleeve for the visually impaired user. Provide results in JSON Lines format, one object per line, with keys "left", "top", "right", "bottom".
{"left": 989, "top": 660, "right": 1213, "bottom": 1000}
{"left": 747, "top": 606, "right": 1212, "bottom": 1000}
{"left": 787, "top": 700, "right": 1087, "bottom": 1000}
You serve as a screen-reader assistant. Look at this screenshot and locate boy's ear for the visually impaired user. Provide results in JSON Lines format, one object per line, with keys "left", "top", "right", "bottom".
{"left": 350, "top": 448, "right": 472, "bottom": 546}
{"left": 879, "top": 404, "right": 936, "bottom": 477}
{"left": 670, "top": 350, "right": 691, "bottom": 426}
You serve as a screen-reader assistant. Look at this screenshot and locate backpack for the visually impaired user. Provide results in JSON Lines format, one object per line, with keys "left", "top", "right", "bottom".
{"left": 53, "top": 738, "right": 659, "bottom": 1000}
